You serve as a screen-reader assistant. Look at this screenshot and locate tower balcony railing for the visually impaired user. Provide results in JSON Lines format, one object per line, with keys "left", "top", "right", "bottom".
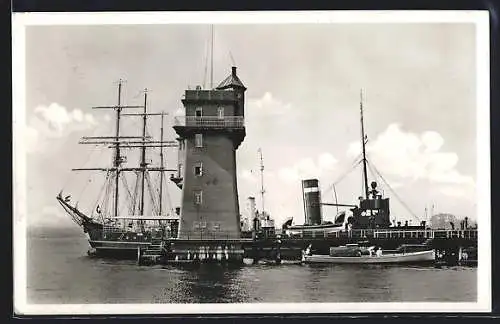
{"left": 174, "top": 116, "right": 245, "bottom": 129}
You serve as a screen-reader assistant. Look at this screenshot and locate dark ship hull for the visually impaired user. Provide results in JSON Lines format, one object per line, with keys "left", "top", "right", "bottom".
{"left": 57, "top": 193, "right": 156, "bottom": 259}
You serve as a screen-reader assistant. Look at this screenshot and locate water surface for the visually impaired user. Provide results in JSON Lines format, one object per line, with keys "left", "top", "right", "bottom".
{"left": 27, "top": 227, "right": 477, "bottom": 304}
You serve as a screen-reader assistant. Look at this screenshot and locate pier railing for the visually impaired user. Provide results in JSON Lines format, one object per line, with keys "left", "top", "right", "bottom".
{"left": 174, "top": 116, "right": 244, "bottom": 129}
{"left": 177, "top": 231, "right": 243, "bottom": 241}
{"left": 286, "top": 229, "right": 478, "bottom": 240}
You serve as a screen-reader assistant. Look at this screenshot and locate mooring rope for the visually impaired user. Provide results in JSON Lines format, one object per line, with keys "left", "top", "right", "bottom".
{"left": 366, "top": 159, "right": 421, "bottom": 223}
{"left": 321, "top": 153, "right": 363, "bottom": 197}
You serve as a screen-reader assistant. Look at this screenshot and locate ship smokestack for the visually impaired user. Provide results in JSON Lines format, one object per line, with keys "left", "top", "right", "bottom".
{"left": 302, "top": 179, "right": 323, "bottom": 226}
{"left": 248, "top": 196, "right": 256, "bottom": 218}
{"left": 232, "top": 66, "right": 237, "bottom": 77}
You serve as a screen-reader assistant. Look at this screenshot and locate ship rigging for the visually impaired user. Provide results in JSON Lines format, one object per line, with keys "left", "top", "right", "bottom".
{"left": 283, "top": 90, "right": 424, "bottom": 235}
{"left": 56, "top": 80, "right": 180, "bottom": 256}
{"left": 324, "top": 90, "right": 423, "bottom": 227}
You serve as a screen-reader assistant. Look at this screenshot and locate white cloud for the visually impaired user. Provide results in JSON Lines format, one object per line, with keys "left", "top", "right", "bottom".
{"left": 34, "top": 103, "right": 97, "bottom": 135}
{"left": 173, "top": 107, "right": 185, "bottom": 117}
{"left": 248, "top": 92, "right": 292, "bottom": 116}
{"left": 438, "top": 185, "right": 472, "bottom": 198}
{"left": 239, "top": 169, "right": 258, "bottom": 183}
{"left": 318, "top": 152, "right": 338, "bottom": 171}
{"left": 278, "top": 153, "right": 338, "bottom": 183}
{"left": 347, "top": 123, "right": 474, "bottom": 188}
{"left": 26, "top": 103, "right": 102, "bottom": 153}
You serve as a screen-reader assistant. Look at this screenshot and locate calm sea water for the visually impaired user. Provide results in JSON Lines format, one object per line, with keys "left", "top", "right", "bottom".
{"left": 27, "top": 227, "right": 477, "bottom": 304}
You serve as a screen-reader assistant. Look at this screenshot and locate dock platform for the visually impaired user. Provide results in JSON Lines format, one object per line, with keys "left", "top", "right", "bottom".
{"left": 136, "top": 228, "right": 478, "bottom": 266}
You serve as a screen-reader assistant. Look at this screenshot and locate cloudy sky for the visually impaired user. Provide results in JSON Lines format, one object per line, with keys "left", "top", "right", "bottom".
{"left": 22, "top": 21, "right": 479, "bottom": 228}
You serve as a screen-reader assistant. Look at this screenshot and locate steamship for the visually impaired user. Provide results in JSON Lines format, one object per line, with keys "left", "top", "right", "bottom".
{"left": 282, "top": 91, "right": 427, "bottom": 238}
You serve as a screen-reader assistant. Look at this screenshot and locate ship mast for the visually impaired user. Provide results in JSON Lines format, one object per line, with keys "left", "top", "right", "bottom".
{"left": 73, "top": 82, "right": 178, "bottom": 220}
{"left": 81, "top": 80, "right": 145, "bottom": 217}
{"left": 210, "top": 24, "right": 214, "bottom": 89}
{"left": 159, "top": 112, "right": 165, "bottom": 215}
{"left": 113, "top": 80, "right": 123, "bottom": 218}
{"left": 360, "top": 89, "right": 369, "bottom": 200}
{"left": 258, "top": 148, "right": 265, "bottom": 215}
{"left": 140, "top": 89, "right": 148, "bottom": 217}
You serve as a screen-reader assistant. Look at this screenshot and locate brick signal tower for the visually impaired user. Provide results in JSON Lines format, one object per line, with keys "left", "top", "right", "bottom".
{"left": 172, "top": 66, "right": 246, "bottom": 245}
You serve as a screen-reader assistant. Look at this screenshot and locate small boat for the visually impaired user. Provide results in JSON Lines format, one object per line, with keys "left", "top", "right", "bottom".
{"left": 302, "top": 244, "right": 435, "bottom": 264}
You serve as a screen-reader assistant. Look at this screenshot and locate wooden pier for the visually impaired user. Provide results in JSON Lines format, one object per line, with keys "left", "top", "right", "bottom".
{"left": 136, "top": 228, "right": 478, "bottom": 266}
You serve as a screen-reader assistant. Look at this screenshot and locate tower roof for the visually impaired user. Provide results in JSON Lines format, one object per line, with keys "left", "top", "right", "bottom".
{"left": 216, "top": 66, "right": 247, "bottom": 91}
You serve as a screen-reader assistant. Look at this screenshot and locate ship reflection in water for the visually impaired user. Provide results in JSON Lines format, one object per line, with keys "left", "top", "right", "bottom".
{"left": 28, "top": 227, "right": 476, "bottom": 304}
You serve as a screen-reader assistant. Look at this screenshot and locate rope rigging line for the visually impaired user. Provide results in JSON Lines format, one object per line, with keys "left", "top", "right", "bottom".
{"left": 102, "top": 174, "right": 114, "bottom": 218}
{"left": 145, "top": 172, "right": 159, "bottom": 215}
{"left": 151, "top": 173, "right": 161, "bottom": 213}
{"left": 117, "top": 173, "right": 135, "bottom": 217}
{"left": 91, "top": 170, "right": 112, "bottom": 219}
{"left": 365, "top": 159, "right": 421, "bottom": 223}
{"left": 321, "top": 153, "right": 364, "bottom": 197}
{"left": 68, "top": 127, "right": 118, "bottom": 205}
{"left": 120, "top": 173, "right": 135, "bottom": 215}
{"left": 62, "top": 116, "right": 112, "bottom": 191}
{"left": 76, "top": 176, "right": 94, "bottom": 205}
{"left": 153, "top": 171, "right": 174, "bottom": 216}
{"left": 131, "top": 171, "right": 140, "bottom": 216}
{"left": 61, "top": 143, "right": 103, "bottom": 191}
{"left": 77, "top": 154, "right": 114, "bottom": 208}
{"left": 162, "top": 172, "right": 175, "bottom": 215}
{"left": 322, "top": 158, "right": 364, "bottom": 198}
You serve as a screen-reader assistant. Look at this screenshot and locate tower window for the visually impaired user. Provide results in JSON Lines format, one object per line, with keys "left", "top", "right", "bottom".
{"left": 217, "top": 106, "right": 224, "bottom": 119}
{"left": 194, "top": 162, "right": 203, "bottom": 176}
{"left": 195, "top": 107, "right": 203, "bottom": 117}
{"left": 194, "top": 190, "right": 203, "bottom": 205}
{"left": 195, "top": 134, "right": 203, "bottom": 147}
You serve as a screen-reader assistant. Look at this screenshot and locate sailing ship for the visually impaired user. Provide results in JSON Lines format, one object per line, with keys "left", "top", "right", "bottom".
{"left": 56, "top": 82, "right": 180, "bottom": 257}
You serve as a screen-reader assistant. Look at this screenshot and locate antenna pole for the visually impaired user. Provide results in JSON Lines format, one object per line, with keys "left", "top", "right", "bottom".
{"left": 229, "top": 51, "right": 236, "bottom": 66}
{"left": 360, "top": 89, "right": 369, "bottom": 200}
{"left": 139, "top": 89, "right": 148, "bottom": 217}
{"left": 210, "top": 24, "right": 214, "bottom": 88}
{"left": 113, "top": 80, "right": 123, "bottom": 218}
{"left": 203, "top": 37, "right": 209, "bottom": 89}
{"left": 159, "top": 112, "right": 164, "bottom": 216}
{"left": 258, "top": 148, "right": 265, "bottom": 215}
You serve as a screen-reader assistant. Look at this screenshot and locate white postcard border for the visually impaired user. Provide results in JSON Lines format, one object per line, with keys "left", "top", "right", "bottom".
{"left": 12, "top": 10, "right": 491, "bottom": 315}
